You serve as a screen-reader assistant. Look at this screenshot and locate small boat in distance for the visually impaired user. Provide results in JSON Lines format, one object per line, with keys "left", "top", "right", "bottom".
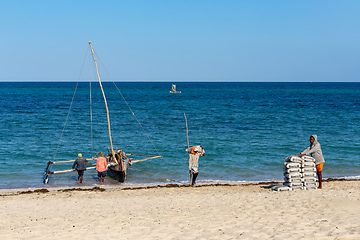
{"left": 170, "top": 84, "right": 181, "bottom": 93}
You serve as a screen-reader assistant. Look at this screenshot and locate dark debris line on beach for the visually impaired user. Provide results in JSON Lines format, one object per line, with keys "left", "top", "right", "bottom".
{"left": 58, "top": 186, "right": 106, "bottom": 192}
{"left": 1, "top": 178, "right": 358, "bottom": 197}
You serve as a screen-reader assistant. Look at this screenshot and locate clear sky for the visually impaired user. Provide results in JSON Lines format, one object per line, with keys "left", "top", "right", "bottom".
{"left": 1, "top": 0, "right": 360, "bottom": 82}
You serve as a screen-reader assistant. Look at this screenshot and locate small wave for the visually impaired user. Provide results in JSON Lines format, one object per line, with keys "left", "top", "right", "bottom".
{"left": 339, "top": 175, "right": 360, "bottom": 180}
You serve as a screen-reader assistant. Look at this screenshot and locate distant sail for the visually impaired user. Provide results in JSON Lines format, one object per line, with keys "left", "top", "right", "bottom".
{"left": 170, "top": 84, "right": 181, "bottom": 93}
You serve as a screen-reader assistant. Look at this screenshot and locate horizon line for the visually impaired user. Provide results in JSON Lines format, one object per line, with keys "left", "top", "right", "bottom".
{"left": 0, "top": 80, "right": 359, "bottom": 83}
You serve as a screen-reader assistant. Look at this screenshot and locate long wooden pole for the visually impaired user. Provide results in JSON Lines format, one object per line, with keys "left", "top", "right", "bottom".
{"left": 52, "top": 153, "right": 98, "bottom": 164}
{"left": 53, "top": 166, "right": 96, "bottom": 174}
{"left": 184, "top": 113, "right": 192, "bottom": 184}
{"left": 130, "top": 155, "right": 163, "bottom": 164}
{"left": 127, "top": 153, "right": 161, "bottom": 157}
{"left": 89, "top": 41, "right": 118, "bottom": 165}
{"left": 184, "top": 113, "right": 189, "bottom": 149}
{"left": 52, "top": 158, "right": 94, "bottom": 164}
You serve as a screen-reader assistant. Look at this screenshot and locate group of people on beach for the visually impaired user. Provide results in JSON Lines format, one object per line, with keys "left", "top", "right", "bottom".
{"left": 72, "top": 152, "right": 108, "bottom": 183}
{"left": 186, "top": 135, "right": 325, "bottom": 188}
{"left": 72, "top": 134, "right": 325, "bottom": 188}
{"left": 188, "top": 135, "right": 325, "bottom": 188}
{"left": 191, "top": 134, "right": 325, "bottom": 189}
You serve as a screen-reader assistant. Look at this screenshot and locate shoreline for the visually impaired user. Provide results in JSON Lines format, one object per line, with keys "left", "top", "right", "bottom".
{"left": 2, "top": 174, "right": 360, "bottom": 192}
{"left": 1, "top": 177, "right": 359, "bottom": 196}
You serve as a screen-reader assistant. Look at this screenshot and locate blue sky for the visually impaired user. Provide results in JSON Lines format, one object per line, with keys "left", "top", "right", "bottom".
{"left": 1, "top": 0, "right": 359, "bottom": 82}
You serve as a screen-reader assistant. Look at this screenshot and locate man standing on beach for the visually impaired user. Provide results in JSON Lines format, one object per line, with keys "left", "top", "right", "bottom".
{"left": 187, "top": 146, "right": 205, "bottom": 185}
{"left": 72, "top": 153, "right": 88, "bottom": 183}
{"left": 96, "top": 152, "right": 108, "bottom": 182}
{"left": 298, "top": 135, "right": 325, "bottom": 189}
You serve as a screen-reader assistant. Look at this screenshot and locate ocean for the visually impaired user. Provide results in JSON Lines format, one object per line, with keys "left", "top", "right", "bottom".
{"left": 0, "top": 82, "right": 359, "bottom": 189}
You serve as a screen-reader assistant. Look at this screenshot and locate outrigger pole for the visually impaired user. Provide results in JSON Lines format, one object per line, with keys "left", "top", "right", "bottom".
{"left": 43, "top": 154, "right": 98, "bottom": 183}
{"left": 89, "top": 41, "right": 118, "bottom": 166}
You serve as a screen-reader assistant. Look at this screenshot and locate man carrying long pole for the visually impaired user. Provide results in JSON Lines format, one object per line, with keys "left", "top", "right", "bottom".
{"left": 184, "top": 113, "right": 205, "bottom": 186}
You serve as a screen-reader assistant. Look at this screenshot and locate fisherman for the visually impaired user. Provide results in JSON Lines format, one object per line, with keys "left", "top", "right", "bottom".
{"left": 186, "top": 145, "right": 205, "bottom": 185}
{"left": 297, "top": 135, "right": 325, "bottom": 189}
{"left": 72, "top": 153, "right": 88, "bottom": 183}
{"left": 96, "top": 152, "right": 108, "bottom": 182}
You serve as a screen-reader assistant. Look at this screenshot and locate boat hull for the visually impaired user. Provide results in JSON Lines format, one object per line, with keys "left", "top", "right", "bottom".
{"left": 107, "top": 165, "right": 126, "bottom": 182}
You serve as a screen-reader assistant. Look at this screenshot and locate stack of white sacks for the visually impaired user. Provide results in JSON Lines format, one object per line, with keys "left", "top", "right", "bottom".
{"left": 277, "top": 155, "right": 317, "bottom": 191}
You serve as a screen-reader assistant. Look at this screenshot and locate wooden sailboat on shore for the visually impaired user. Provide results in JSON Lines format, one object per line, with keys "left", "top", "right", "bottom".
{"left": 43, "top": 41, "right": 162, "bottom": 184}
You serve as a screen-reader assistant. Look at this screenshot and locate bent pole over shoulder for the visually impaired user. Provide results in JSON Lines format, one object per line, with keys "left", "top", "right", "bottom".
{"left": 184, "top": 113, "right": 192, "bottom": 184}
{"left": 184, "top": 113, "right": 189, "bottom": 149}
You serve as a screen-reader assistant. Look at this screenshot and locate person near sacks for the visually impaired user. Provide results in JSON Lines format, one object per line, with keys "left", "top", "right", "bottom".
{"left": 298, "top": 135, "right": 325, "bottom": 189}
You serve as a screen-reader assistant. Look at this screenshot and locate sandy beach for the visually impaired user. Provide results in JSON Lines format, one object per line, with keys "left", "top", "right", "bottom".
{"left": 1, "top": 180, "right": 359, "bottom": 240}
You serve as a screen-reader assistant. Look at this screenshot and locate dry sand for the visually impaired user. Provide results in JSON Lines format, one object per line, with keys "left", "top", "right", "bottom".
{"left": 1, "top": 180, "right": 359, "bottom": 240}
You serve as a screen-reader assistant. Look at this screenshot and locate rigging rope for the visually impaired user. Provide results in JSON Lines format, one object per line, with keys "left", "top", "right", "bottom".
{"left": 52, "top": 45, "right": 90, "bottom": 165}
{"left": 93, "top": 50, "right": 161, "bottom": 156}
{"left": 113, "top": 83, "right": 161, "bottom": 156}
{"left": 89, "top": 50, "right": 94, "bottom": 155}
{"left": 51, "top": 45, "right": 162, "bottom": 177}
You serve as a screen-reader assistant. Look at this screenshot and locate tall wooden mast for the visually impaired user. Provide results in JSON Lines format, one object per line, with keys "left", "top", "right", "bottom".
{"left": 89, "top": 41, "right": 118, "bottom": 164}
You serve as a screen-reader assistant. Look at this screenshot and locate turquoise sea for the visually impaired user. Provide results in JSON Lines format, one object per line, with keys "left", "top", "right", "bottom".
{"left": 0, "top": 82, "right": 359, "bottom": 189}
